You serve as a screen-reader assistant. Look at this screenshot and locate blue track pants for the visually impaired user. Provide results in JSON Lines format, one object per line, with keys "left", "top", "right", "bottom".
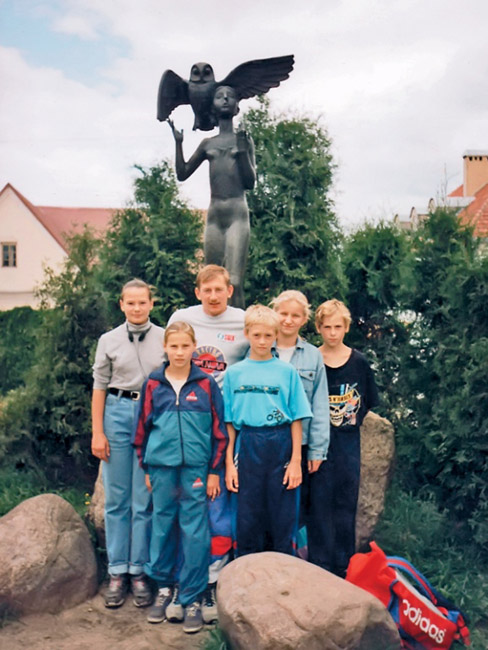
{"left": 306, "top": 430, "right": 360, "bottom": 575}
{"left": 145, "top": 465, "right": 210, "bottom": 606}
{"left": 237, "top": 424, "right": 298, "bottom": 557}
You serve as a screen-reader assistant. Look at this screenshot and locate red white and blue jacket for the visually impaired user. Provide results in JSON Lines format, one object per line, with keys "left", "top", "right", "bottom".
{"left": 133, "top": 361, "right": 227, "bottom": 473}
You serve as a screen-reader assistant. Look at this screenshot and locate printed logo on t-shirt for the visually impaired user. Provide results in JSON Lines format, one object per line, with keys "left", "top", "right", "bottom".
{"left": 266, "top": 408, "right": 285, "bottom": 424}
{"left": 329, "top": 383, "right": 361, "bottom": 427}
{"left": 192, "top": 345, "right": 227, "bottom": 378}
{"left": 186, "top": 391, "right": 198, "bottom": 402}
{"left": 192, "top": 477, "right": 204, "bottom": 488}
{"left": 234, "top": 384, "right": 280, "bottom": 394}
{"left": 217, "top": 332, "right": 235, "bottom": 342}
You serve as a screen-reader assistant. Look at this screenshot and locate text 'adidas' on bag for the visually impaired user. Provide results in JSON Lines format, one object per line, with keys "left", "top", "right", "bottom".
{"left": 345, "top": 541, "right": 470, "bottom": 649}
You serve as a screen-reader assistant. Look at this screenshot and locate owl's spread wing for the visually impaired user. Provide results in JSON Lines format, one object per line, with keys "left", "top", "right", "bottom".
{"left": 219, "top": 55, "right": 295, "bottom": 100}
{"left": 157, "top": 70, "right": 190, "bottom": 121}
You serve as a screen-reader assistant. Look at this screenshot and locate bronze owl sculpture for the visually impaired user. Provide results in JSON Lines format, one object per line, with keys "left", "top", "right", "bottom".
{"left": 157, "top": 55, "right": 294, "bottom": 131}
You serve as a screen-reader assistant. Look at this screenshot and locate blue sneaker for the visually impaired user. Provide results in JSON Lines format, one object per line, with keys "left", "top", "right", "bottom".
{"left": 147, "top": 587, "right": 172, "bottom": 623}
{"left": 183, "top": 601, "right": 203, "bottom": 634}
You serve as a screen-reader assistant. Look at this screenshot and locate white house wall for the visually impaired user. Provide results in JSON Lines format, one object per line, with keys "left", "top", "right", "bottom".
{"left": 0, "top": 187, "right": 67, "bottom": 309}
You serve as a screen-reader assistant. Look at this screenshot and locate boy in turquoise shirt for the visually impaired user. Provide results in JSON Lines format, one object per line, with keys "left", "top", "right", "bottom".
{"left": 223, "top": 305, "right": 312, "bottom": 556}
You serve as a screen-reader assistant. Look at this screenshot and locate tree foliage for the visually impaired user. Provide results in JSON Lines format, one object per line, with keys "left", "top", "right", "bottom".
{"left": 341, "top": 221, "right": 412, "bottom": 410}
{"left": 97, "top": 161, "right": 203, "bottom": 326}
{"left": 242, "top": 98, "right": 344, "bottom": 314}
{"left": 0, "top": 307, "right": 44, "bottom": 395}
{"left": 342, "top": 210, "right": 488, "bottom": 549}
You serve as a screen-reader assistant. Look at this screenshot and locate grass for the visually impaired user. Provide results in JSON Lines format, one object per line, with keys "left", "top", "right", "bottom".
{"left": 200, "top": 627, "right": 230, "bottom": 650}
{"left": 0, "top": 465, "right": 89, "bottom": 519}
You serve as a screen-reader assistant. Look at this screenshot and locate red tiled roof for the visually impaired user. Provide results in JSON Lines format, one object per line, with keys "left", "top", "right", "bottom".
{"left": 1, "top": 183, "right": 116, "bottom": 252}
{"left": 448, "top": 184, "right": 464, "bottom": 198}
{"left": 458, "top": 182, "right": 488, "bottom": 237}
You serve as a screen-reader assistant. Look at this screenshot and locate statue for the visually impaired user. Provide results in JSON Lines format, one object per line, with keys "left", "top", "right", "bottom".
{"left": 159, "top": 56, "right": 295, "bottom": 308}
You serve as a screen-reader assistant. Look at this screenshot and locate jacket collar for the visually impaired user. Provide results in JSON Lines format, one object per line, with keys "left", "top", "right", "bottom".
{"left": 271, "top": 336, "right": 305, "bottom": 356}
{"left": 149, "top": 360, "right": 209, "bottom": 384}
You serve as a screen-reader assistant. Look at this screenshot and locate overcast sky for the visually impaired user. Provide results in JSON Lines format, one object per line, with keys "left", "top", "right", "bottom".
{"left": 1, "top": 0, "right": 487, "bottom": 227}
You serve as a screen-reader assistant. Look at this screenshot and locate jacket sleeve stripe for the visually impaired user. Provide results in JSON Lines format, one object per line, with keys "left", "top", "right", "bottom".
{"left": 202, "top": 377, "right": 228, "bottom": 472}
{"left": 133, "top": 378, "right": 157, "bottom": 468}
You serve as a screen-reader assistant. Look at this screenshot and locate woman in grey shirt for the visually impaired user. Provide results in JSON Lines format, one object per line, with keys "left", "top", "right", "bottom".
{"left": 91, "top": 279, "right": 165, "bottom": 608}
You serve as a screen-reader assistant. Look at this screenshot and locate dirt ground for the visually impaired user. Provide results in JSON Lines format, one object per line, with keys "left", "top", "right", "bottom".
{"left": 0, "top": 590, "right": 211, "bottom": 650}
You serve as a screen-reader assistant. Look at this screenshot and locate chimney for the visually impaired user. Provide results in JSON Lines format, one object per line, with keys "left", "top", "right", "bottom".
{"left": 463, "top": 150, "right": 488, "bottom": 196}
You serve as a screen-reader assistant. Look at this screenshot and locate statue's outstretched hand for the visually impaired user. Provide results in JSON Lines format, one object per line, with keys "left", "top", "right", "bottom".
{"left": 167, "top": 118, "right": 183, "bottom": 143}
{"left": 236, "top": 129, "right": 250, "bottom": 152}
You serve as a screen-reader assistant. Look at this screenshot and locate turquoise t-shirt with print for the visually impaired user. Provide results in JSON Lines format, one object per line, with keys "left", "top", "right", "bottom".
{"left": 223, "top": 357, "right": 312, "bottom": 429}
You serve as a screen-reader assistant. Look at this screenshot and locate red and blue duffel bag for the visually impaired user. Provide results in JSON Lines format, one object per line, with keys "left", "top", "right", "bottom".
{"left": 346, "top": 541, "right": 470, "bottom": 649}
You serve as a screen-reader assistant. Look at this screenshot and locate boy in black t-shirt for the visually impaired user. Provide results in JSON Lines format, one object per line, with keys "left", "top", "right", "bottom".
{"left": 315, "top": 299, "right": 379, "bottom": 577}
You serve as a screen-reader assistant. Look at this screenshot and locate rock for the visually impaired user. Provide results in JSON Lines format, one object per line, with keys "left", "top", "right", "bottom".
{"left": 218, "top": 552, "right": 401, "bottom": 650}
{"left": 87, "top": 462, "right": 105, "bottom": 547}
{"left": 0, "top": 493, "right": 98, "bottom": 615}
{"left": 356, "top": 411, "right": 395, "bottom": 550}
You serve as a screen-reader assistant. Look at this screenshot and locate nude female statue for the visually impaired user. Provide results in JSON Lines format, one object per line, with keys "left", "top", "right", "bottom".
{"left": 168, "top": 85, "right": 256, "bottom": 309}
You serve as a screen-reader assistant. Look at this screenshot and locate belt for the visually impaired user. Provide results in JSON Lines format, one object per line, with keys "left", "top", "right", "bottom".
{"left": 108, "top": 387, "right": 141, "bottom": 401}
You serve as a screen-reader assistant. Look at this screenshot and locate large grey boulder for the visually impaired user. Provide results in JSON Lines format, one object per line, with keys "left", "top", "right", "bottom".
{"left": 356, "top": 411, "right": 395, "bottom": 549}
{"left": 87, "top": 462, "right": 105, "bottom": 547}
{"left": 218, "top": 552, "right": 401, "bottom": 650}
{"left": 0, "top": 493, "right": 98, "bottom": 615}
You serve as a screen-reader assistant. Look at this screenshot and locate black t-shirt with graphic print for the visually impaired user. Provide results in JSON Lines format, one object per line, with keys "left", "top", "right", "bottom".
{"left": 325, "top": 349, "right": 379, "bottom": 434}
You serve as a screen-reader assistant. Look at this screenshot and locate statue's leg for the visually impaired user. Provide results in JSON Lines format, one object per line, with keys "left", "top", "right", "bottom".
{"left": 204, "top": 222, "right": 225, "bottom": 266}
{"left": 224, "top": 218, "right": 250, "bottom": 310}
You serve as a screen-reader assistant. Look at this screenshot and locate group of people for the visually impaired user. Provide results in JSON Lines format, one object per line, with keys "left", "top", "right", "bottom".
{"left": 91, "top": 264, "right": 378, "bottom": 634}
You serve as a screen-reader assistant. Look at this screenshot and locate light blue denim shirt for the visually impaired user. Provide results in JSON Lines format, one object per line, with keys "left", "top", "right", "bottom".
{"left": 273, "top": 338, "right": 330, "bottom": 461}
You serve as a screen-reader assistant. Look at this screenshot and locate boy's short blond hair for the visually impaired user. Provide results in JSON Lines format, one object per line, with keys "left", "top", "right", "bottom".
{"left": 270, "top": 290, "right": 311, "bottom": 321}
{"left": 245, "top": 304, "right": 280, "bottom": 333}
{"left": 315, "top": 299, "right": 352, "bottom": 331}
{"left": 196, "top": 264, "right": 231, "bottom": 288}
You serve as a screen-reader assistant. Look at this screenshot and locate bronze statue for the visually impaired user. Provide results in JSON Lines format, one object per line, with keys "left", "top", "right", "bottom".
{"left": 160, "top": 56, "right": 295, "bottom": 308}
{"left": 168, "top": 85, "right": 255, "bottom": 308}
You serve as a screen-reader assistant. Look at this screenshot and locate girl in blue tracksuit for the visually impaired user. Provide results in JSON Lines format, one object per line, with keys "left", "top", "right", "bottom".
{"left": 133, "top": 321, "right": 227, "bottom": 634}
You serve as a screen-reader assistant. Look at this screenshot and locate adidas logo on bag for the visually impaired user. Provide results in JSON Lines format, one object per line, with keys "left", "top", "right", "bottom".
{"left": 403, "top": 599, "right": 446, "bottom": 644}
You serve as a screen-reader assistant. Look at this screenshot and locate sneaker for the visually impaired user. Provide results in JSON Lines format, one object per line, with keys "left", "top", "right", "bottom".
{"left": 202, "top": 582, "right": 218, "bottom": 624}
{"left": 147, "top": 587, "right": 172, "bottom": 623}
{"left": 183, "top": 601, "right": 203, "bottom": 634}
{"left": 131, "top": 573, "right": 153, "bottom": 607}
{"left": 165, "top": 584, "right": 184, "bottom": 622}
{"left": 105, "top": 574, "right": 129, "bottom": 608}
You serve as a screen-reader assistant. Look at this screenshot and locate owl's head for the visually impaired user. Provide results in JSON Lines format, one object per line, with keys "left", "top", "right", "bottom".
{"left": 190, "top": 62, "right": 215, "bottom": 84}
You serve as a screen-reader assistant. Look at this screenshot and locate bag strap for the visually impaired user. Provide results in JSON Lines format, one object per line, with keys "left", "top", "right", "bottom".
{"left": 386, "top": 556, "right": 438, "bottom": 603}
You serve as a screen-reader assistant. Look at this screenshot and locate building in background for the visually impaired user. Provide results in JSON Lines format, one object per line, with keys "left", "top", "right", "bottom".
{"left": 0, "top": 184, "right": 115, "bottom": 310}
{"left": 394, "top": 150, "right": 488, "bottom": 237}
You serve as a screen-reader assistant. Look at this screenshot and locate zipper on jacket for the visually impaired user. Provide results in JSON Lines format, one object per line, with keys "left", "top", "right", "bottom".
{"left": 177, "top": 402, "right": 185, "bottom": 465}
{"left": 171, "top": 384, "right": 185, "bottom": 464}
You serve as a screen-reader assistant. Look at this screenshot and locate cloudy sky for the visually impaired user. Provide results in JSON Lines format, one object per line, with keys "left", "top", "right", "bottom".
{"left": 1, "top": 0, "right": 487, "bottom": 227}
